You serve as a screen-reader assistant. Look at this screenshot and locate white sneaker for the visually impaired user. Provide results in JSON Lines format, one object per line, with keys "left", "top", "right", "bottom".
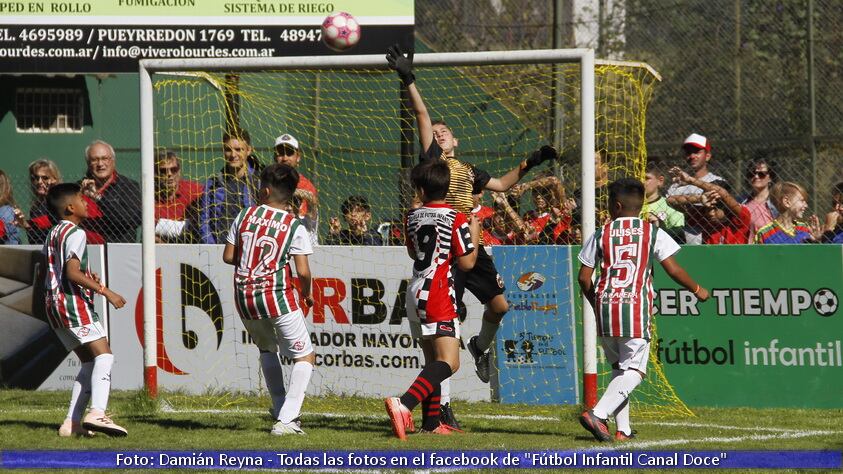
{"left": 58, "top": 419, "right": 95, "bottom": 438}
{"left": 271, "top": 420, "right": 305, "bottom": 436}
{"left": 83, "top": 411, "right": 128, "bottom": 437}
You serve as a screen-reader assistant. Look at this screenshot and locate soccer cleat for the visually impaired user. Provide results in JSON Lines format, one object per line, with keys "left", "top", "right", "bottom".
{"left": 271, "top": 420, "right": 305, "bottom": 436}
{"left": 58, "top": 419, "right": 95, "bottom": 438}
{"left": 467, "top": 336, "right": 491, "bottom": 383}
{"left": 578, "top": 410, "right": 611, "bottom": 442}
{"left": 439, "top": 402, "right": 462, "bottom": 431}
{"left": 615, "top": 430, "right": 637, "bottom": 441}
{"left": 418, "top": 422, "right": 457, "bottom": 435}
{"left": 384, "top": 397, "right": 414, "bottom": 441}
{"left": 82, "top": 411, "right": 128, "bottom": 437}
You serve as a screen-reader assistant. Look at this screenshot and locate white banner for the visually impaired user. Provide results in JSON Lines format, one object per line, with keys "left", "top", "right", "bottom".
{"left": 106, "top": 244, "right": 491, "bottom": 401}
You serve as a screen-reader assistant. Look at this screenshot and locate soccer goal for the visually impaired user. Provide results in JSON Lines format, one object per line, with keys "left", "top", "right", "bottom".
{"left": 138, "top": 49, "right": 687, "bottom": 417}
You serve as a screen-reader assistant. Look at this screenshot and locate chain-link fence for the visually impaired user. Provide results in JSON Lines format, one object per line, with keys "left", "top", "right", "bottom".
{"left": 1, "top": 1, "right": 840, "bottom": 246}
{"left": 417, "top": 0, "right": 843, "bottom": 244}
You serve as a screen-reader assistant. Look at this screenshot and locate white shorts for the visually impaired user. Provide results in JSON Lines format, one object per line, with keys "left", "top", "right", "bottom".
{"left": 242, "top": 309, "right": 314, "bottom": 359}
{"left": 406, "top": 278, "right": 461, "bottom": 340}
{"left": 54, "top": 321, "right": 107, "bottom": 351}
{"left": 600, "top": 337, "right": 650, "bottom": 374}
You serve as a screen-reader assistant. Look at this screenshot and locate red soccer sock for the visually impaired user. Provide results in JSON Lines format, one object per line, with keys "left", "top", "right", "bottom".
{"left": 399, "top": 361, "right": 452, "bottom": 411}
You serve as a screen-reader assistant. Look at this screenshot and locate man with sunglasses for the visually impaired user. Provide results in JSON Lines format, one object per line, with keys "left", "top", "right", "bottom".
{"left": 665, "top": 133, "right": 727, "bottom": 244}
{"left": 274, "top": 134, "right": 318, "bottom": 244}
{"left": 154, "top": 149, "right": 203, "bottom": 243}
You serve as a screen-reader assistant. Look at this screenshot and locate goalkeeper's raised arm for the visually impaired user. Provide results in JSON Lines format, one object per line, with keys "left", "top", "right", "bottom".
{"left": 386, "top": 44, "right": 558, "bottom": 194}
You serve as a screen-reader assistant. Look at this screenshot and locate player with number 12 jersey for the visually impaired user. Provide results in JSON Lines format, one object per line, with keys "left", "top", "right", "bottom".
{"left": 227, "top": 204, "right": 312, "bottom": 319}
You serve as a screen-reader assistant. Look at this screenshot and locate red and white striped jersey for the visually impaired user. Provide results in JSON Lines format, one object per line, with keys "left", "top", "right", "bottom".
{"left": 42, "top": 220, "right": 99, "bottom": 329}
{"left": 578, "top": 217, "right": 680, "bottom": 339}
{"left": 405, "top": 203, "right": 474, "bottom": 323}
{"left": 227, "top": 204, "right": 313, "bottom": 320}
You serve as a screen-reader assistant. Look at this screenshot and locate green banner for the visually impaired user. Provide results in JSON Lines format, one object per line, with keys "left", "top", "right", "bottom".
{"left": 655, "top": 245, "right": 843, "bottom": 408}
{"left": 576, "top": 245, "right": 843, "bottom": 409}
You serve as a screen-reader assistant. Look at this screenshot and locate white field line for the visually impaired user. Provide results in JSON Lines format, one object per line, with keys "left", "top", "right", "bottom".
{"left": 0, "top": 406, "right": 820, "bottom": 434}
{"left": 590, "top": 428, "right": 841, "bottom": 451}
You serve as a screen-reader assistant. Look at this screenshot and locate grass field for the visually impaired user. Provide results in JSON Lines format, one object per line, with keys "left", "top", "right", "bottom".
{"left": 1, "top": 389, "right": 842, "bottom": 472}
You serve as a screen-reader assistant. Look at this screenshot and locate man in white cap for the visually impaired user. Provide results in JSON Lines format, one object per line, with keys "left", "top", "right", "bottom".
{"left": 666, "top": 133, "right": 725, "bottom": 244}
{"left": 274, "top": 133, "right": 318, "bottom": 243}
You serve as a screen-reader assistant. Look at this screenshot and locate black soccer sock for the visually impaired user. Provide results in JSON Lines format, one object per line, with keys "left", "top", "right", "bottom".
{"left": 399, "top": 361, "right": 452, "bottom": 411}
{"left": 421, "top": 387, "right": 442, "bottom": 431}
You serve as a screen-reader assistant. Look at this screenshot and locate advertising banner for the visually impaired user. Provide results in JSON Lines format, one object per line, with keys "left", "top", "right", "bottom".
{"left": 0, "top": 0, "right": 414, "bottom": 73}
{"left": 105, "top": 244, "right": 491, "bottom": 401}
{"left": 493, "top": 246, "right": 578, "bottom": 405}
{"left": 651, "top": 245, "right": 843, "bottom": 408}
{"left": 572, "top": 244, "right": 843, "bottom": 408}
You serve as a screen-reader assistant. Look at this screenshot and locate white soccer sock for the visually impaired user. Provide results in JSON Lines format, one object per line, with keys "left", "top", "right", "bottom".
{"left": 278, "top": 360, "right": 313, "bottom": 424}
{"left": 608, "top": 369, "right": 631, "bottom": 434}
{"left": 614, "top": 398, "right": 631, "bottom": 435}
{"left": 440, "top": 377, "right": 451, "bottom": 405}
{"left": 475, "top": 319, "right": 500, "bottom": 352}
{"left": 593, "top": 369, "right": 642, "bottom": 420}
{"left": 66, "top": 361, "right": 94, "bottom": 421}
{"left": 259, "top": 352, "right": 287, "bottom": 419}
{"left": 90, "top": 354, "right": 114, "bottom": 412}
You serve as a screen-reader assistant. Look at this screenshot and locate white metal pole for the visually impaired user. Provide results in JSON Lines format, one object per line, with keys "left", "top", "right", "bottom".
{"left": 139, "top": 63, "right": 158, "bottom": 398}
{"left": 580, "top": 50, "right": 598, "bottom": 408}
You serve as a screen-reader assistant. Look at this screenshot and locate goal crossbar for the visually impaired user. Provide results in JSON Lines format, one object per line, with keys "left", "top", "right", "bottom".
{"left": 138, "top": 49, "right": 597, "bottom": 402}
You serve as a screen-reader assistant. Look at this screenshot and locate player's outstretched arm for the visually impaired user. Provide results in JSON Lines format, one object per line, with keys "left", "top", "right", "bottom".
{"left": 293, "top": 254, "right": 314, "bottom": 307}
{"left": 577, "top": 265, "right": 597, "bottom": 310}
{"left": 485, "top": 146, "right": 557, "bottom": 192}
{"left": 387, "top": 45, "right": 433, "bottom": 152}
{"left": 660, "top": 256, "right": 709, "bottom": 301}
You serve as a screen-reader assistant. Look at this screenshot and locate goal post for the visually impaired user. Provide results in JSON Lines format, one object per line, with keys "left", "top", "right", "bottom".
{"left": 137, "top": 49, "right": 682, "bottom": 416}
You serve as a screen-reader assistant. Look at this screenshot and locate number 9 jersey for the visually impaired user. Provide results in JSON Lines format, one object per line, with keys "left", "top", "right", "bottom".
{"left": 405, "top": 203, "right": 475, "bottom": 324}
{"left": 578, "top": 217, "right": 680, "bottom": 339}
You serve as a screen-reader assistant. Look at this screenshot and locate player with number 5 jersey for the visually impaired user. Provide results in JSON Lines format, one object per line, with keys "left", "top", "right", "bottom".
{"left": 223, "top": 163, "right": 316, "bottom": 437}
{"left": 577, "top": 178, "right": 709, "bottom": 443}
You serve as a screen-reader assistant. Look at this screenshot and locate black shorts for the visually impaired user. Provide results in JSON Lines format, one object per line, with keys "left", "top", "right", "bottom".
{"left": 454, "top": 245, "right": 505, "bottom": 305}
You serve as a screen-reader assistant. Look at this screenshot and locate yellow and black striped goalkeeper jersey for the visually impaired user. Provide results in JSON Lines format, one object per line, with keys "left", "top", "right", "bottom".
{"left": 420, "top": 142, "right": 491, "bottom": 215}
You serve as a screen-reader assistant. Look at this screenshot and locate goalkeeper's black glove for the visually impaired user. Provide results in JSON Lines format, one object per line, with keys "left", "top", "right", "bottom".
{"left": 386, "top": 44, "right": 415, "bottom": 86}
{"left": 523, "top": 145, "right": 558, "bottom": 172}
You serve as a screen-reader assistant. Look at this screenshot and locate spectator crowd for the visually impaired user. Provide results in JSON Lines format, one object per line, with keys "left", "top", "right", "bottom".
{"left": 1, "top": 131, "right": 841, "bottom": 247}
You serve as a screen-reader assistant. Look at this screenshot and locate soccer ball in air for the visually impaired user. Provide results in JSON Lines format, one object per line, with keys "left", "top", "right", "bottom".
{"left": 321, "top": 12, "right": 361, "bottom": 51}
{"left": 813, "top": 288, "right": 838, "bottom": 317}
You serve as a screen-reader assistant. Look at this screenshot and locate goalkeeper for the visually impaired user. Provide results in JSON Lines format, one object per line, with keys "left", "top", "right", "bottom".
{"left": 387, "top": 44, "right": 557, "bottom": 419}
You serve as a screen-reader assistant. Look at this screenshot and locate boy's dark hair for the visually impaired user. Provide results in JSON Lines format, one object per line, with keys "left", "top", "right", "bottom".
{"left": 47, "top": 182, "right": 82, "bottom": 218}
{"left": 260, "top": 163, "right": 299, "bottom": 203}
{"left": 608, "top": 178, "right": 645, "bottom": 213}
{"left": 411, "top": 160, "right": 450, "bottom": 201}
{"left": 645, "top": 158, "right": 665, "bottom": 177}
{"left": 341, "top": 195, "right": 371, "bottom": 215}
{"left": 832, "top": 181, "right": 843, "bottom": 198}
{"left": 222, "top": 128, "right": 251, "bottom": 145}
